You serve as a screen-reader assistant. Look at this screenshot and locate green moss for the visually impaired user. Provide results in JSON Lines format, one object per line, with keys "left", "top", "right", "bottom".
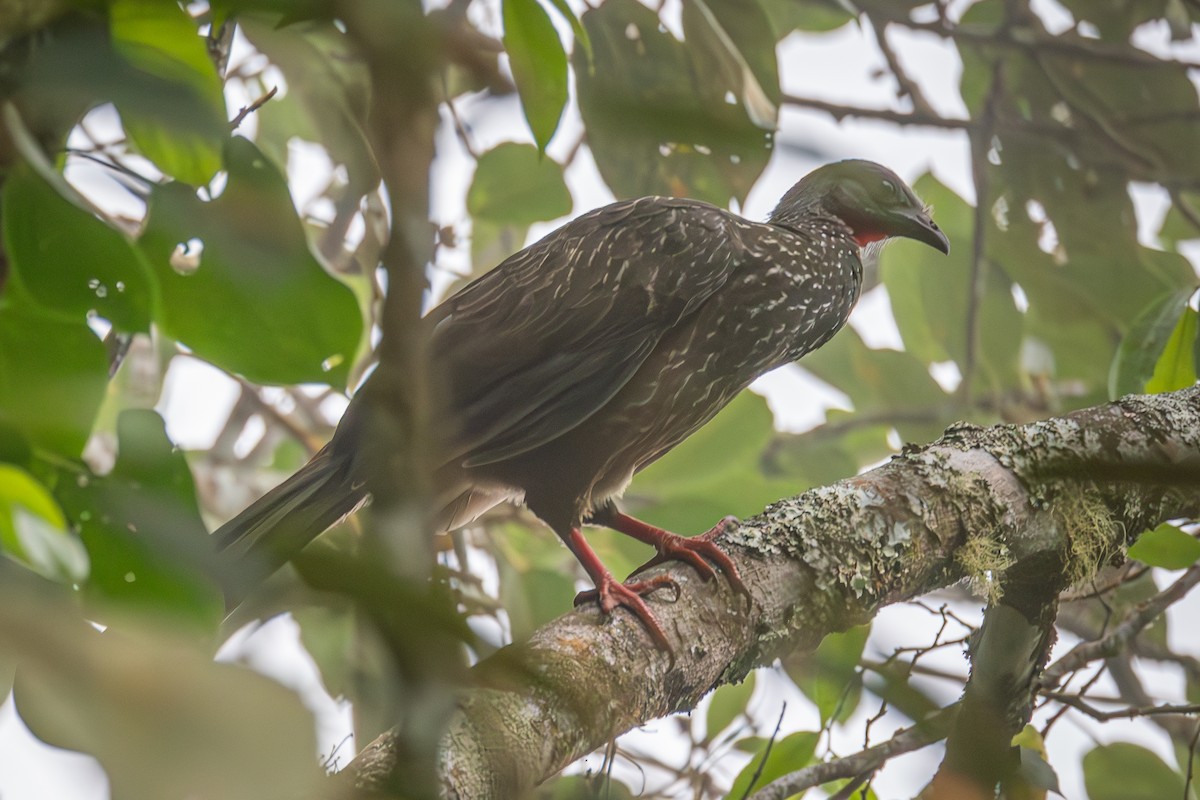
{"left": 957, "top": 534, "right": 1015, "bottom": 605}
{"left": 1055, "top": 484, "right": 1124, "bottom": 588}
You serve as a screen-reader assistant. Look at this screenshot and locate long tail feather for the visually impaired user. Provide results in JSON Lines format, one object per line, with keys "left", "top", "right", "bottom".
{"left": 215, "top": 444, "right": 364, "bottom": 604}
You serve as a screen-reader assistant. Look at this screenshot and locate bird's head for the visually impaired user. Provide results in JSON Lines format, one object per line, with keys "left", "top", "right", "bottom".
{"left": 770, "top": 159, "right": 950, "bottom": 254}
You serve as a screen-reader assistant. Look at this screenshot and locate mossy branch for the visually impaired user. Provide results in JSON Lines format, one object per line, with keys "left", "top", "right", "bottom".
{"left": 342, "top": 387, "right": 1200, "bottom": 798}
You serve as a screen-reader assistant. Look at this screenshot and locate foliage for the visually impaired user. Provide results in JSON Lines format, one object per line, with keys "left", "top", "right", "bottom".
{"left": 0, "top": 0, "right": 1197, "bottom": 798}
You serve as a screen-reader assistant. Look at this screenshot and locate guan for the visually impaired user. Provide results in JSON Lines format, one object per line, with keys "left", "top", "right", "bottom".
{"left": 215, "top": 159, "right": 950, "bottom": 648}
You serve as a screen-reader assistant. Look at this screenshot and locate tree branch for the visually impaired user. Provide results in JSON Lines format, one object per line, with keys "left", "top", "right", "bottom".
{"left": 343, "top": 387, "right": 1200, "bottom": 798}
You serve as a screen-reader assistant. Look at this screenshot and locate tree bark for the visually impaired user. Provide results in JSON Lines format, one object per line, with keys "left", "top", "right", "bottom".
{"left": 343, "top": 386, "right": 1200, "bottom": 799}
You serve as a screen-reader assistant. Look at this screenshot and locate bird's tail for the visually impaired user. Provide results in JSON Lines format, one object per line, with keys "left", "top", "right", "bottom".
{"left": 214, "top": 443, "right": 364, "bottom": 605}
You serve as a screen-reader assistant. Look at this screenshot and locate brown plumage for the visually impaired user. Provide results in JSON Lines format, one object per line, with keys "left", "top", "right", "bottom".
{"left": 215, "top": 159, "right": 949, "bottom": 647}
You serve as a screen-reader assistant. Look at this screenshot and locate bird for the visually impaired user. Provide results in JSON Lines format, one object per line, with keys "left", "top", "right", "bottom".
{"left": 214, "top": 159, "right": 949, "bottom": 648}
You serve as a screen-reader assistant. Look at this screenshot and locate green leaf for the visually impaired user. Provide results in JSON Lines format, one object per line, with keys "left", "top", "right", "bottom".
{"left": 55, "top": 410, "right": 221, "bottom": 630}
{"left": 705, "top": 672, "right": 755, "bottom": 742}
{"left": 2, "top": 569, "right": 321, "bottom": 800}
{"left": 1083, "top": 743, "right": 1186, "bottom": 800}
{"left": 503, "top": 0, "right": 569, "bottom": 151}
{"left": 541, "top": 0, "right": 591, "bottom": 61}
{"left": 0, "top": 303, "right": 108, "bottom": 458}
{"left": 240, "top": 17, "right": 377, "bottom": 197}
{"left": 759, "top": 0, "right": 855, "bottom": 37}
{"left": 628, "top": 392, "right": 796, "bottom": 533}
{"left": 785, "top": 624, "right": 869, "bottom": 725}
{"left": 574, "top": 0, "right": 770, "bottom": 205}
{"left": 537, "top": 774, "right": 637, "bottom": 799}
{"left": 138, "top": 136, "right": 363, "bottom": 388}
{"left": 682, "top": 0, "right": 778, "bottom": 129}
{"left": 3, "top": 163, "right": 155, "bottom": 332}
{"left": 1129, "top": 523, "right": 1200, "bottom": 569}
{"left": 0, "top": 464, "right": 89, "bottom": 583}
{"left": 800, "top": 324, "right": 950, "bottom": 445}
{"left": 725, "top": 731, "right": 818, "bottom": 799}
{"left": 494, "top": 521, "right": 579, "bottom": 640}
{"left": 468, "top": 143, "right": 572, "bottom": 227}
{"left": 1109, "top": 289, "right": 1194, "bottom": 399}
{"left": 293, "top": 604, "right": 355, "bottom": 699}
{"left": 110, "top": 0, "right": 226, "bottom": 185}
{"left": 1144, "top": 305, "right": 1198, "bottom": 394}
{"left": 881, "top": 175, "right": 1021, "bottom": 394}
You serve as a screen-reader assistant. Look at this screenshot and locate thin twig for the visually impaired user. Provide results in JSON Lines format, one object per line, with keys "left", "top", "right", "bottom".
{"left": 739, "top": 703, "right": 787, "bottom": 800}
{"left": 747, "top": 706, "right": 958, "bottom": 800}
{"left": 1041, "top": 565, "right": 1200, "bottom": 687}
{"left": 1185, "top": 723, "right": 1200, "bottom": 800}
{"left": 229, "top": 85, "right": 278, "bottom": 130}
{"left": 864, "top": 15, "right": 938, "bottom": 117}
{"left": 961, "top": 57, "right": 1001, "bottom": 406}
{"left": 1041, "top": 692, "right": 1200, "bottom": 722}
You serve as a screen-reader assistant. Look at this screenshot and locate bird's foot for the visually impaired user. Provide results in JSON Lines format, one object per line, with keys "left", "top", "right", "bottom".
{"left": 617, "top": 514, "right": 750, "bottom": 600}
{"left": 574, "top": 573, "right": 678, "bottom": 651}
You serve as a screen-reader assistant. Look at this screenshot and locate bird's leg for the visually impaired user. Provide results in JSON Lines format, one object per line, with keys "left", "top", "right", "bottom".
{"left": 590, "top": 504, "right": 749, "bottom": 598}
{"left": 562, "top": 527, "right": 675, "bottom": 651}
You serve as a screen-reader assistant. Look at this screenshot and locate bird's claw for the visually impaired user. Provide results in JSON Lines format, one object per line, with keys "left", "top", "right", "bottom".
{"left": 574, "top": 574, "right": 677, "bottom": 651}
{"left": 630, "top": 516, "right": 750, "bottom": 601}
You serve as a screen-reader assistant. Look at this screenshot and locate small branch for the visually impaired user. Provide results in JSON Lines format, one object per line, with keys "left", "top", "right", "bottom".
{"left": 739, "top": 703, "right": 787, "bottom": 800}
{"left": 864, "top": 15, "right": 938, "bottom": 118}
{"left": 781, "top": 94, "right": 969, "bottom": 130}
{"left": 1041, "top": 692, "right": 1200, "bottom": 722}
{"left": 229, "top": 86, "right": 278, "bottom": 130}
{"left": 1169, "top": 188, "right": 1200, "bottom": 236}
{"left": 747, "top": 707, "right": 958, "bottom": 800}
{"left": 1041, "top": 565, "right": 1200, "bottom": 687}
{"left": 961, "top": 58, "right": 1001, "bottom": 406}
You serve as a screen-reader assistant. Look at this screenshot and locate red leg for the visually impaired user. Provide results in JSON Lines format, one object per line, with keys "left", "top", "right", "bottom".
{"left": 602, "top": 511, "right": 748, "bottom": 598}
{"left": 561, "top": 527, "right": 675, "bottom": 651}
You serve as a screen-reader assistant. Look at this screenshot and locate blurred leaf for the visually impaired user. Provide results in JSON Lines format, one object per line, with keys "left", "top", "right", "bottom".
{"left": 1109, "top": 289, "right": 1194, "bottom": 399}
{"left": 1144, "top": 306, "right": 1198, "bottom": 394}
{"left": 0, "top": 464, "right": 89, "bottom": 583}
{"left": 1083, "top": 743, "right": 1185, "bottom": 800}
{"left": 3, "top": 163, "right": 154, "bottom": 332}
{"left": 862, "top": 659, "right": 942, "bottom": 724}
{"left": 537, "top": 774, "right": 637, "bottom": 799}
{"left": 759, "top": 0, "right": 855, "bottom": 37}
{"left": 765, "top": 425, "right": 876, "bottom": 488}
{"left": 503, "top": 0, "right": 569, "bottom": 151}
{"left": 629, "top": 392, "right": 797, "bottom": 532}
{"left": 294, "top": 604, "right": 354, "bottom": 699}
{"left": 2, "top": 570, "right": 321, "bottom": 800}
{"left": 1128, "top": 523, "right": 1200, "bottom": 569}
{"left": 138, "top": 136, "right": 362, "bottom": 388}
{"left": 575, "top": 0, "right": 770, "bottom": 205}
{"left": 785, "top": 624, "right": 869, "bottom": 725}
{"left": 494, "top": 521, "right": 578, "bottom": 639}
{"left": 241, "top": 17, "right": 377, "bottom": 197}
{"left": 705, "top": 671, "right": 755, "bottom": 742}
{"left": 55, "top": 410, "right": 221, "bottom": 631}
{"left": 801, "top": 324, "right": 950, "bottom": 443}
{"left": 682, "top": 0, "right": 779, "bottom": 128}
{"left": 541, "top": 0, "right": 591, "bottom": 61}
{"left": 467, "top": 143, "right": 572, "bottom": 227}
{"left": 1158, "top": 192, "right": 1200, "bottom": 251}
{"left": 882, "top": 175, "right": 1021, "bottom": 395}
{"left": 725, "top": 730, "right": 818, "bottom": 799}
{"left": 110, "top": 0, "right": 226, "bottom": 184}
{"left": 470, "top": 219, "right": 530, "bottom": 278}
{"left": 0, "top": 303, "right": 107, "bottom": 458}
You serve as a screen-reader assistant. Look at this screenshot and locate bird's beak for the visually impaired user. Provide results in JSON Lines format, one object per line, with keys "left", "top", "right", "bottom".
{"left": 895, "top": 207, "right": 950, "bottom": 254}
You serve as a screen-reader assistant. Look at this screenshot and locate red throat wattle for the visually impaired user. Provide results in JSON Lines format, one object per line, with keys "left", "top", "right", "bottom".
{"left": 854, "top": 230, "right": 887, "bottom": 247}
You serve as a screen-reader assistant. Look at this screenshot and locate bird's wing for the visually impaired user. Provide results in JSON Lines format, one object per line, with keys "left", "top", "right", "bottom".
{"left": 429, "top": 196, "right": 745, "bottom": 467}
